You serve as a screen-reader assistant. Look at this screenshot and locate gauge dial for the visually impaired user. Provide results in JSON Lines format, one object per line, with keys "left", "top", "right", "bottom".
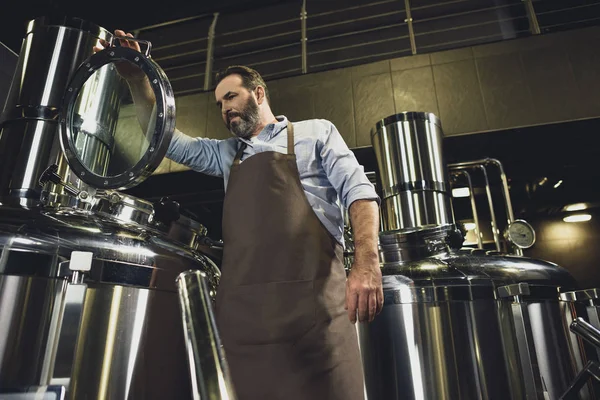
{"left": 505, "top": 220, "right": 536, "bottom": 249}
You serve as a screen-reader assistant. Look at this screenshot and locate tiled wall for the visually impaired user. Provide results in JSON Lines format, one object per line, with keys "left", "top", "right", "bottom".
{"left": 157, "top": 25, "right": 600, "bottom": 174}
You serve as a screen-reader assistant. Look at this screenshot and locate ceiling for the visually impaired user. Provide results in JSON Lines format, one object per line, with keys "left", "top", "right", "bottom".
{"left": 0, "top": 0, "right": 297, "bottom": 53}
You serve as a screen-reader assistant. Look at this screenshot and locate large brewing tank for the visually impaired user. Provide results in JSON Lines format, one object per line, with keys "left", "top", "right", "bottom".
{"left": 359, "top": 112, "right": 592, "bottom": 400}
{"left": 0, "top": 17, "right": 228, "bottom": 399}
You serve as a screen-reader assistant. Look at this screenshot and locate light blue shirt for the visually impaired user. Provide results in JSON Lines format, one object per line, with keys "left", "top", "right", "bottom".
{"left": 166, "top": 116, "right": 379, "bottom": 246}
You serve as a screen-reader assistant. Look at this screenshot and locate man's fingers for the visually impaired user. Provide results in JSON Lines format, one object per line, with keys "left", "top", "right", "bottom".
{"left": 376, "top": 286, "right": 384, "bottom": 315}
{"left": 357, "top": 288, "right": 369, "bottom": 323}
{"left": 346, "top": 288, "right": 358, "bottom": 324}
{"left": 368, "top": 291, "right": 377, "bottom": 322}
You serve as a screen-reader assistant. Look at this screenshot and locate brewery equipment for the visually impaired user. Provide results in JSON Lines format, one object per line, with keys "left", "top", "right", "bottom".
{"left": 359, "top": 112, "right": 594, "bottom": 399}
{"left": 0, "top": 16, "right": 228, "bottom": 399}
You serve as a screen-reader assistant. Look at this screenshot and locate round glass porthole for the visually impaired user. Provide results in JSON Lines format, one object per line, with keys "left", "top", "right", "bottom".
{"left": 59, "top": 45, "right": 175, "bottom": 190}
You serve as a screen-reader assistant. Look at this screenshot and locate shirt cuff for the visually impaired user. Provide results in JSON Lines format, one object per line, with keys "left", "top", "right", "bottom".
{"left": 345, "top": 185, "right": 381, "bottom": 209}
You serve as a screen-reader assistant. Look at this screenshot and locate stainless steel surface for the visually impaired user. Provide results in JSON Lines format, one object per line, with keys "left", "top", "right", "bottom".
{"left": 0, "top": 203, "right": 221, "bottom": 398}
{"left": 0, "top": 17, "right": 221, "bottom": 400}
{"left": 177, "top": 270, "right": 237, "bottom": 400}
{"left": 91, "top": 191, "right": 155, "bottom": 227}
{"left": 0, "top": 17, "right": 111, "bottom": 203}
{"left": 68, "top": 283, "right": 191, "bottom": 399}
{"left": 479, "top": 164, "right": 502, "bottom": 252}
{"left": 359, "top": 251, "right": 585, "bottom": 400}
{"left": 370, "top": 112, "right": 454, "bottom": 232}
{"left": 70, "top": 63, "right": 121, "bottom": 176}
{"left": 363, "top": 112, "right": 588, "bottom": 400}
{"left": 378, "top": 224, "right": 454, "bottom": 263}
{"left": 571, "top": 318, "right": 600, "bottom": 350}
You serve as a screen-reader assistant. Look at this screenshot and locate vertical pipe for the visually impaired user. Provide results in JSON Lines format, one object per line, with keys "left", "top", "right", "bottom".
{"left": 523, "top": 0, "right": 541, "bottom": 35}
{"left": 301, "top": 0, "right": 308, "bottom": 74}
{"left": 176, "top": 270, "right": 237, "bottom": 400}
{"left": 204, "top": 13, "right": 219, "bottom": 91}
{"left": 479, "top": 165, "right": 502, "bottom": 252}
{"left": 454, "top": 170, "right": 483, "bottom": 249}
{"left": 404, "top": 0, "right": 417, "bottom": 55}
{"left": 487, "top": 158, "right": 516, "bottom": 226}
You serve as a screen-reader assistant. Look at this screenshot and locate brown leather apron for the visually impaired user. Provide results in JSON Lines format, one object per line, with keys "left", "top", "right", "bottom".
{"left": 215, "top": 122, "right": 365, "bottom": 400}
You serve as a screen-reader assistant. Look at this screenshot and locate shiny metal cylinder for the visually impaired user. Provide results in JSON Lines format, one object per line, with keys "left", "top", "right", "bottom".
{"left": 177, "top": 270, "right": 237, "bottom": 400}
{"left": 370, "top": 112, "right": 453, "bottom": 232}
{"left": 0, "top": 204, "right": 220, "bottom": 398}
{"left": 358, "top": 252, "right": 585, "bottom": 400}
{"left": 72, "top": 64, "right": 122, "bottom": 176}
{"left": 0, "top": 17, "right": 111, "bottom": 201}
{"left": 69, "top": 283, "right": 192, "bottom": 400}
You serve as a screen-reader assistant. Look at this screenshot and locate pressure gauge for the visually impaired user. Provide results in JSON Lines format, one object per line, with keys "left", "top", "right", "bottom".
{"left": 505, "top": 219, "right": 536, "bottom": 249}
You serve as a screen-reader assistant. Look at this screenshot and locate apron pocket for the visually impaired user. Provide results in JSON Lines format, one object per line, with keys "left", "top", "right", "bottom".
{"left": 218, "top": 280, "right": 316, "bottom": 346}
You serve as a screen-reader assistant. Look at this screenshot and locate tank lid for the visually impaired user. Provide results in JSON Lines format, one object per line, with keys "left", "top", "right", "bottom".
{"left": 59, "top": 45, "right": 175, "bottom": 191}
{"left": 371, "top": 112, "right": 442, "bottom": 137}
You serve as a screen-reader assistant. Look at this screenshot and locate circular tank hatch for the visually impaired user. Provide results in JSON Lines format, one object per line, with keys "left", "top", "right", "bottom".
{"left": 59, "top": 44, "right": 175, "bottom": 191}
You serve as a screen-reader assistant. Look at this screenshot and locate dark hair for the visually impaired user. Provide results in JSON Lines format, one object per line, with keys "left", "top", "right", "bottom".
{"left": 215, "top": 65, "right": 270, "bottom": 104}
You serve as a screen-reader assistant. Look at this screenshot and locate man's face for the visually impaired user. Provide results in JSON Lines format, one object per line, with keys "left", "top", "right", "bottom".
{"left": 215, "top": 75, "right": 261, "bottom": 139}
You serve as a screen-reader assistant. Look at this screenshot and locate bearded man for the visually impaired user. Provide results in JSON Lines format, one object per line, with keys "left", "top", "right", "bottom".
{"left": 113, "top": 30, "right": 383, "bottom": 400}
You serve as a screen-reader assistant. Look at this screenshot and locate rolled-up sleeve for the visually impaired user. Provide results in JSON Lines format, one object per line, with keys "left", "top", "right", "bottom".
{"left": 166, "top": 129, "right": 225, "bottom": 177}
{"left": 318, "top": 121, "right": 380, "bottom": 209}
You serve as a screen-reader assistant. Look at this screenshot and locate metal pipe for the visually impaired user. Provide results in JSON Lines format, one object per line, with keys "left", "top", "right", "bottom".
{"left": 453, "top": 170, "right": 482, "bottom": 249}
{"left": 571, "top": 317, "right": 600, "bottom": 350}
{"left": 301, "top": 0, "right": 308, "bottom": 74}
{"left": 523, "top": 0, "right": 541, "bottom": 34}
{"left": 404, "top": 0, "right": 417, "bottom": 55}
{"left": 449, "top": 158, "right": 516, "bottom": 228}
{"left": 204, "top": 13, "right": 219, "bottom": 91}
{"left": 486, "top": 158, "right": 515, "bottom": 226}
{"left": 176, "top": 270, "right": 237, "bottom": 400}
{"left": 479, "top": 165, "right": 502, "bottom": 252}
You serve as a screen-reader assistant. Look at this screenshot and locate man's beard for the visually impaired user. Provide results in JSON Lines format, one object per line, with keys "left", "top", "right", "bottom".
{"left": 227, "top": 98, "right": 261, "bottom": 139}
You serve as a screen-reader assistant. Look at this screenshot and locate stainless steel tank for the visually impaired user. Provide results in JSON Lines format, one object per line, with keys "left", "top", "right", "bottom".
{"left": 359, "top": 112, "right": 594, "bottom": 400}
{"left": 0, "top": 17, "right": 230, "bottom": 400}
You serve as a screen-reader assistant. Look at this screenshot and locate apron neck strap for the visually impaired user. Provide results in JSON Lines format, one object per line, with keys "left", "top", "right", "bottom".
{"left": 286, "top": 121, "right": 295, "bottom": 155}
{"left": 232, "top": 120, "right": 295, "bottom": 165}
{"left": 233, "top": 142, "right": 246, "bottom": 166}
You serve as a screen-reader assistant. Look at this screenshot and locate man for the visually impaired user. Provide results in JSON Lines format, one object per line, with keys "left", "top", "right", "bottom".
{"left": 110, "top": 30, "right": 383, "bottom": 400}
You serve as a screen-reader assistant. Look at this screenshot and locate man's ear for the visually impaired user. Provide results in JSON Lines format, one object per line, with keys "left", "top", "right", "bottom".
{"left": 255, "top": 86, "right": 266, "bottom": 105}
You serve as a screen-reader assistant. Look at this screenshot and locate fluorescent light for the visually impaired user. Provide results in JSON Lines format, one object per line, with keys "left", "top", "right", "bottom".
{"left": 452, "top": 187, "right": 470, "bottom": 198}
{"left": 464, "top": 222, "right": 476, "bottom": 231}
{"left": 563, "top": 214, "right": 592, "bottom": 223}
{"left": 553, "top": 180, "right": 563, "bottom": 189}
{"left": 564, "top": 203, "right": 587, "bottom": 212}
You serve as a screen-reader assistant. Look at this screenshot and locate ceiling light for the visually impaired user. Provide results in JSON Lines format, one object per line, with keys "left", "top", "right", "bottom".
{"left": 452, "top": 187, "right": 470, "bottom": 198}
{"left": 553, "top": 180, "right": 563, "bottom": 189}
{"left": 563, "top": 214, "right": 592, "bottom": 223}
{"left": 464, "top": 222, "right": 476, "bottom": 231}
{"left": 564, "top": 203, "right": 587, "bottom": 212}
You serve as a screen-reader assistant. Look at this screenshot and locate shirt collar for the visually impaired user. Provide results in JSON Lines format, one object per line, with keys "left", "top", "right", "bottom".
{"left": 237, "top": 116, "right": 288, "bottom": 147}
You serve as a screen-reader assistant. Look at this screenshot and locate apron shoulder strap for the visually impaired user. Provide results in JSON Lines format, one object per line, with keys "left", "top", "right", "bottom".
{"left": 287, "top": 121, "right": 295, "bottom": 155}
